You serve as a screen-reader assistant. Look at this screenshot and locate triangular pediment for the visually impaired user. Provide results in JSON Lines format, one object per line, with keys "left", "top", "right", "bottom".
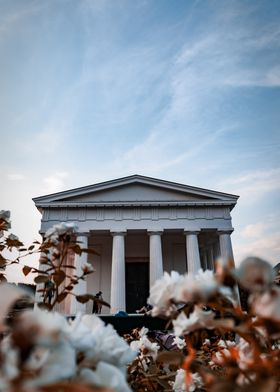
{"left": 56, "top": 183, "right": 212, "bottom": 203}
{"left": 33, "top": 175, "right": 238, "bottom": 207}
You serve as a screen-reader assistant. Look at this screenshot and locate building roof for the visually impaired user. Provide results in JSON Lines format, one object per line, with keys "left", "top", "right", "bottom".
{"left": 33, "top": 174, "right": 239, "bottom": 211}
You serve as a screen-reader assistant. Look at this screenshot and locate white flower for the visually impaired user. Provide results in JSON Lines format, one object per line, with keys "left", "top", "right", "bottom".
{"left": 45, "top": 222, "right": 78, "bottom": 242}
{"left": 5, "top": 309, "right": 76, "bottom": 388}
{"left": 174, "top": 269, "right": 218, "bottom": 303}
{"left": 81, "top": 262, "right": 95, "bottom": 274}
{"left": 66, "top": 313, "right": 96, "bottom": 352}
{"left": 172, "top": 370, "right": 203, "bottom": 392}
{"left": 172, "top": 369, "right": 187, "bottom": 392}
{"left": 24, "top": 337, "right": 76, "bottom": 389}
{"left": 79, "top": 362, "right": 132, "bottom": 392}
{"left": 236, "top": 257, "right": 275, "bottom": 292}
{"left": 0, "top": 337, "right": 19, "bottom": 380}
{"left": 139, "top": 326, "right": 149, "bottom": 337}
{"left": 213, "top": 348, "right": 231, "bottom": 365}
{"left": 173, "top": 306, "right": 216, "bottom": 336}
{"left": 130, "top": 327, "right": 159, "bottom": 359}
{"left": 130, "top": 334, "right": 160, "bottom": 359}
{"left": 69, "top": 314, "right": 136, "bottom": 368}
{"left": 148, "top": 271, "right": 184, "bottom": 316}
{"left": 217, "top": 339, "right": 236, "bottom": 349}
{"left": 251, "top": 287, "right": 280, "bottom": 322}
{"left": 236, "top": 338, "right": 254, "bottom": 370}
{"left": 19, "top": 309, "right": 69, "bottom": 346}
{"left": 173, "top": 336, "right": 186, "bottom": 349}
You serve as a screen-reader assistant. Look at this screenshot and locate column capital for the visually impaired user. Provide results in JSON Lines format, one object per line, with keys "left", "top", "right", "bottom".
{"left": 147, "top": 230, "right": 163, "bottom": 236}
{"left": 184, "top": 230, "right": 200, "bottom": 235}
{"left": 110, "top": 231, "right": 127, "bottom": 237}
{"left": 218, "top": 229, "right": 234, "bottom": 235}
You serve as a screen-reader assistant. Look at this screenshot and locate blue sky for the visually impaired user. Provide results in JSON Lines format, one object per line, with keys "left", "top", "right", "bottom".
{"left": 0, "top": 0, "right": 279, "bottom": 282}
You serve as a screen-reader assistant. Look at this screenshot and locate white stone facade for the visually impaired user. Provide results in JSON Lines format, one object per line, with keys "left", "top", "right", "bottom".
{"left": 33, "top": 175, "right": 238, "bottom": 315}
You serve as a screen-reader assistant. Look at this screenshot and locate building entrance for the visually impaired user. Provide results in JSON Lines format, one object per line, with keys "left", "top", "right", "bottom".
{"left": 125, "top": 262, "right": 149, "bottom": 313}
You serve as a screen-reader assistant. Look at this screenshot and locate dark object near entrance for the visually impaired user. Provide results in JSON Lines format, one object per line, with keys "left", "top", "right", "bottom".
{"left": 114, "top": 311, "right": 128, "bottom": 317}
{"left": 100, "top": 314, "right": 169, "bottom": 335}
{"left": 92, "top": 291, "right": 103, "bottom": 314}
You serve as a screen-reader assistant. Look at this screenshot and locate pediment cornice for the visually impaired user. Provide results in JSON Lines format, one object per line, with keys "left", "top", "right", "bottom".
{"left": 33, "top": 175, "right": 239, "bottom": 210}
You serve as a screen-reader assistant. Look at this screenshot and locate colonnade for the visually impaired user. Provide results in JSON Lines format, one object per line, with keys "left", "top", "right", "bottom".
{"left": 70, "top": 230, "right": 234, "bottom": 314}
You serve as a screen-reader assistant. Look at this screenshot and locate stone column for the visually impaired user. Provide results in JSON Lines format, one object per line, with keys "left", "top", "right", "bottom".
{"left": 219, "top": 230, "right": 234, "bottom": 261}
{"left": 148, "top": 231, "right": 164, "bottom": 289}
{"left": 219, "top": 230, "right": 240, "bottom": 303}
{"left": 185, "top": 231, "right": 201, "bottom": 274}
{"left": 70, "top": 234, "right": 88, "bottom": 315}
{"left": 110, "top": 232, "right": 126, "bottom": 314}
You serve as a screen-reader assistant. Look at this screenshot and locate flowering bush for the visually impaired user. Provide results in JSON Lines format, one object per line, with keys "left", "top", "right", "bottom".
{"left": 0, "top": 210, "right": 107, "bottom": 312}
{"left": 0, "top": 289, "right": 136, "bottom": 391}
{"left": 0, "top": 210, "right": 279, "bottom": 391}
{"left": 125, "top": 258, "right": 280, "bottom": 391}
{"left": 0, "top": 211, "right": 134, "bottom": 391}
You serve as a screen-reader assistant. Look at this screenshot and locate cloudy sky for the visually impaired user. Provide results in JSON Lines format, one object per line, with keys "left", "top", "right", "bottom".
{"left": 1, "top": 0, "right": 279, "bottom": 282}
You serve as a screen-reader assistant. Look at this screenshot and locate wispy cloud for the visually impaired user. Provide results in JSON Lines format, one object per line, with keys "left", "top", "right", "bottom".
{"left": 234, "top": 231, "right": 280, "bottom": 265}
{"left": 0, "top": 2, "right": 46, "bottom": 37}
{"left": 241, "top": 222, "right": 269, "bottom": 239}
{"left": 220, "top": 168, "right": 280, "bottom": 202}
{"left": 1, "top": 1, "right": 280, "bottom": 280}
{"left": 42, "top": 172, "right": 69, "bottom": 194}
{"left": 7, "top": 173, "right": 25, "bottom": 181}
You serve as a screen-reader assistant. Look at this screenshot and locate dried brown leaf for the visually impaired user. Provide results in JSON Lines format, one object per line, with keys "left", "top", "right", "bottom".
{"left": 156, "top": 351, "right": 184, "bottom": 365}
{"left": 34, "top": 275, "right": 50, "bottom": 284}
{"left": 53, "top": 270, "right": 66, "bottom": 286}
{"left": 76, "top": 294, "right": 91, "bottom": 304}
{"left": 22, "top": 265, "right": 32, "bottom": 276}
{"left": 56, "top": 292, "right": 68, "bottom": 303}
{"left": 39, "top": 381, "right": 113, "bottom": 392}
{"left": 0, "top": 254, "right": 7, "bottom": 267}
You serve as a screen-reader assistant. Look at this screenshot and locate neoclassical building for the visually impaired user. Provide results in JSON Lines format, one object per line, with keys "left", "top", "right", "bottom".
{"left": 33, "top": 175, "right": 238, "bottom": 315}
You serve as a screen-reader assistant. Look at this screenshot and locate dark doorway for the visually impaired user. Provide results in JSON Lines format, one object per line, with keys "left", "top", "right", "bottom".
{"left": 126, "top": 262, "right": 149, "bottom": 313}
